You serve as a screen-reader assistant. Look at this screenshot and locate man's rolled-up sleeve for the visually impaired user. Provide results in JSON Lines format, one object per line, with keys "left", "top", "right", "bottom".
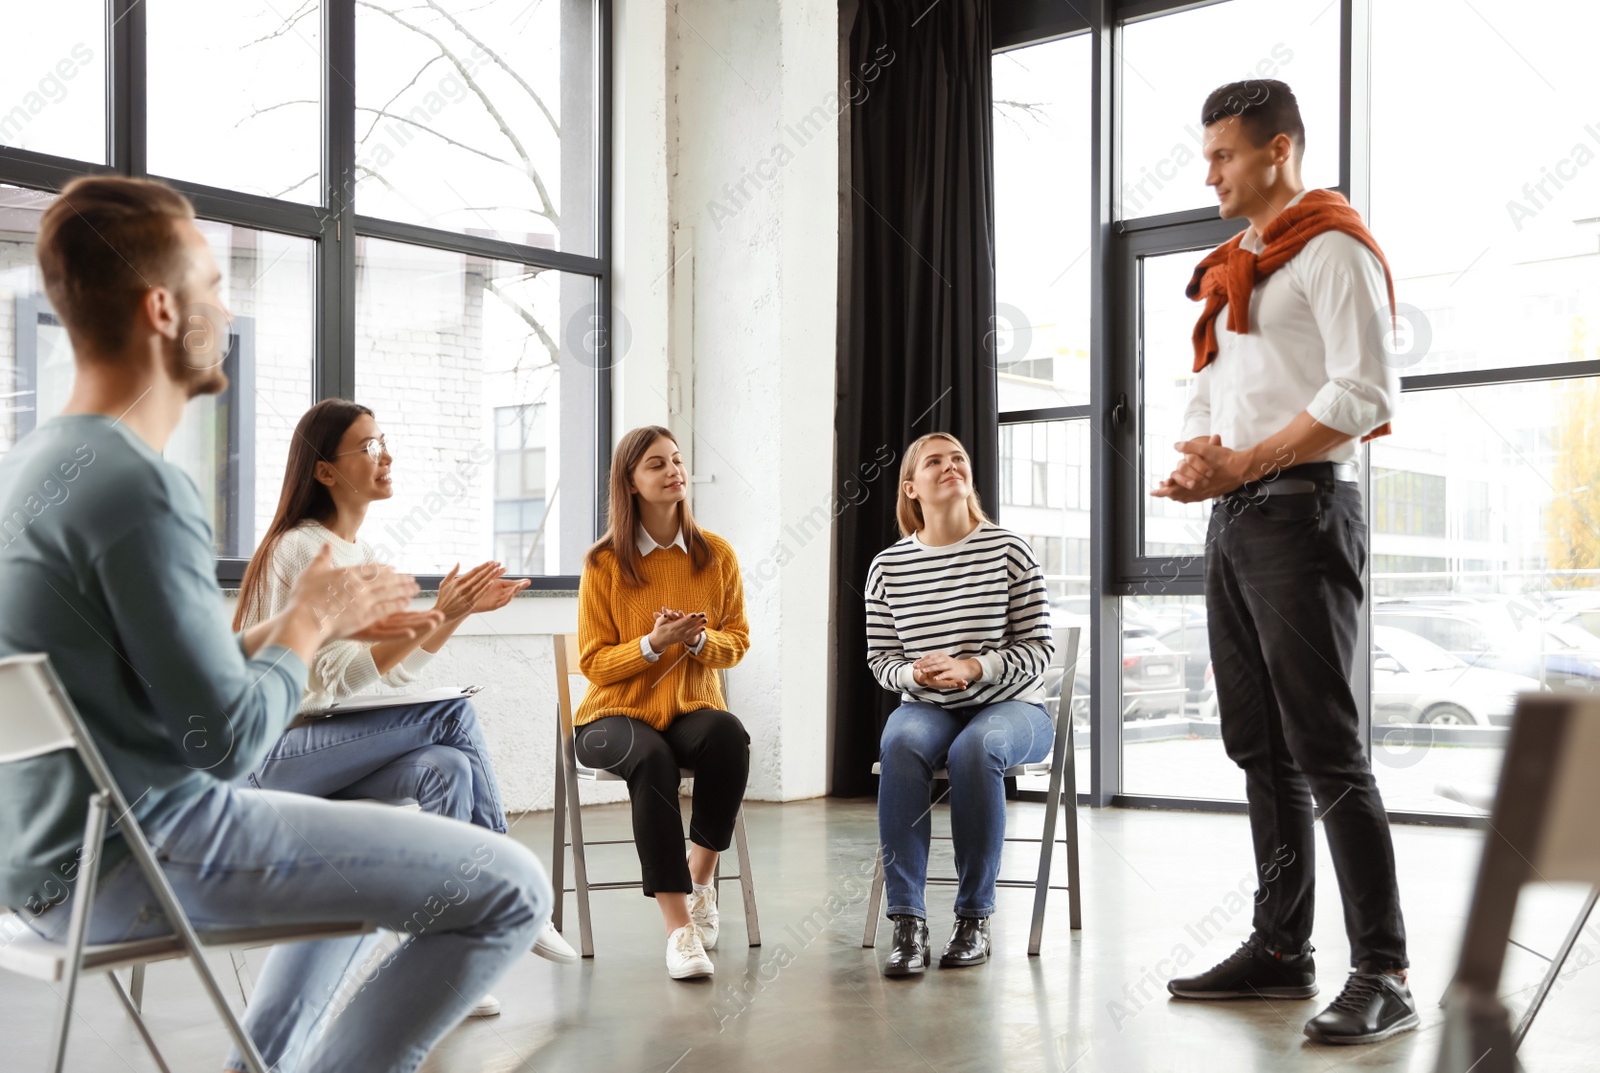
{"left": 1303, "top": 232, "right": 1401, "bottom": 438}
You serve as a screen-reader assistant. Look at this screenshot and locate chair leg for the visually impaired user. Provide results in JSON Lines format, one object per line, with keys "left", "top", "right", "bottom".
{"left": 1513, "top": 886, "right": 1599, "bottom": 1051}
{"left": 562, "top": 738, "right": 595, "bottom": 958}
{"left": 1062, "top": 719, "right": 1083, "bottom": 931}
{"left": 1030, "top": 738, "right": 1068, "bottom": 956}
{"left": 862, "top": 843, "right": 885, "bottom": 948}
{"left": 108, "top": 969, "right": 174, "bottom": 1073}
{"left": 551, "top": 727, "right": 567, "bottom": 934}
{"left": 731, "top": 807, "right": 761, "bottom": 947}
{"left": 52, "top": 791, "right": 110, "bottom": 1073}
{"left": 129, "top": 963, "right": 145, "bottom": 1013}
{"left": 229, "top": 950, "right": 252, "bottom": 1006}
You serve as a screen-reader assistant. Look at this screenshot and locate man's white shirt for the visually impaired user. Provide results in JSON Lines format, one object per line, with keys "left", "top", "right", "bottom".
{"left": 1180, "top": 189, "right": 1400, "bottom": 466}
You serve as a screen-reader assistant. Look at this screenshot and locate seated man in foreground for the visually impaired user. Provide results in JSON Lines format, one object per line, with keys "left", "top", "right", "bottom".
{"left": 0, "top": 175, "right": 552, "bottom": 1073}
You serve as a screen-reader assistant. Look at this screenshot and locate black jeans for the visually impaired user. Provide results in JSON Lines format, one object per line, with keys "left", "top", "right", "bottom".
{"left": 573, "top": 709, "right": 750, "bottom": 896}
{"left": 1205, "top": 474, "right": 1408, "bottom": 972}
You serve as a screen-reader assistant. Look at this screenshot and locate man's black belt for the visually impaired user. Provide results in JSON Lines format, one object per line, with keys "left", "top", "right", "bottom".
{"left": 1231, "top": 460, "right": 1358, "bottom": 497}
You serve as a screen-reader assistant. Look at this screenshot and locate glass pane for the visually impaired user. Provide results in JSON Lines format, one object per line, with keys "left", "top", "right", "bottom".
{"left": 1368, "top": 378, "right": 1600, "bottom": 815}
{"left": 0, "top": 4, "right": 106, "bottom": 162}
{"left": 0, "top": 188, "right": 316, "bottom": 557}
{"left": 1373, "top": 1, "right": 1600, "bottom": 377}
{"left": 1119, "top": 0, "right": 1339, "bottom": 220}
{"left": 147, "top": 2, "right": 323, "bottom": 202}
{"left": 181, "top": 223, "right": 316, "bottom": 558}
{"left": 1002, "top": 419, "right": 1092, "bottom": 797}
{"left": 355, "top": 0, "right": 597, "bottom": 255}
{"left": 354, "top": 238, "right": 597, "bottom": 575}
{"left": 1121, "top": 593, "right": 1239, "bottom": 800}
{"left": 1140, "top": 250, "right": 1210, "bottom": 557}
{"left": 0, "top": 187, "right": 60, "bottom": 464}
{"left": 992, "top": 34, "right": 1091, "bottom": 411}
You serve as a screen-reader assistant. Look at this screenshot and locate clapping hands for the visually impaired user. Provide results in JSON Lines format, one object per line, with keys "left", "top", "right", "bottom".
{"left": 648, "top": 607, "right": 708, "bottom": 652}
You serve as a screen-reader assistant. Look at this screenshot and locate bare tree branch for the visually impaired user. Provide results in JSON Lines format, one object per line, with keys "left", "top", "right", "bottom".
{"left": 357, "top": 0, "right": 558, "bottom": 225}
{"left": 355, "top": 107, "right": 554, "bottom": 223}
{"left": 271, "top": 170, "right": 321, "bottom": 201}
{"left": 244, "top": 0, "right": 317, "bottom": 47}
{"left": 994, "top": 99, "right": 1050, "bottom": 133}
{"left": 484, "top": 276, "right": 559, "bottom": 364}
{"left": 360, "top": 55, "right": 450, "bottom": 145}
{"left": 422, "top": 0, "right": 561, "bottom": 138}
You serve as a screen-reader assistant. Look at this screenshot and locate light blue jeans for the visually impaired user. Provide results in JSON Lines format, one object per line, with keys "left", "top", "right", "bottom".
{"left": 26, "top": 783, "right": 550, "bottom": 1073}
{"left": 878, "top": 700, "right": 1054, "bottom": 920}
{"left": 247, "top": 697, "right": 508, "bottom": 834}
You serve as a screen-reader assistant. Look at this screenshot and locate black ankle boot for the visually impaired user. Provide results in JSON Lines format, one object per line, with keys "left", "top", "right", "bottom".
{"left": 882, "top": 915, "right": 930, "bottom": 976}
{"left": 939, "top": 916, "right": 991, "bottom": 968}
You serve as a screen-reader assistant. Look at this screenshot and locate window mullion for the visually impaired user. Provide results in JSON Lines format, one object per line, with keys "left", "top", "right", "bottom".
{"left": 321, "top": 0, "right": 357, "bottom": 402}
{"left": 108, "top": 0, "right": 146, "bottom": 176}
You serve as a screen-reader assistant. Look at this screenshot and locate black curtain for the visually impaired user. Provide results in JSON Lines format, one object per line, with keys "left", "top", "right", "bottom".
{"left": 831, "top": 0, "right": 997, "bottom": 797}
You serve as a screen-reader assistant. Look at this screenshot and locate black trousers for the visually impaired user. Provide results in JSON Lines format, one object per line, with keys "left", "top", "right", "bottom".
{"left": 573, "top": 708, "right": 750, "bottom": 896}
{"left": 1205, "top": 474, "right": 1408, "bottom": 971}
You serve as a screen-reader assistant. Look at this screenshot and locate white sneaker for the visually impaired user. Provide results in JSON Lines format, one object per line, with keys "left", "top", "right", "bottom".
{"left": 470, "top": 993, "right": 502, "bottom": 1018}
{"left": 532, "top": 921, "right": 579, "bottom": 964}
{"left": 688, "top": 883, "right": 720, "bottom": 950}
{"left": 666, "top": 924, "right": 713, "bottom": 979}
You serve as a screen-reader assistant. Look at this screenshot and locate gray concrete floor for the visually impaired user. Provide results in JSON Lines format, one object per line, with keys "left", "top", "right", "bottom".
{"left": 6, "top": 800, "right": 1600, "bottom": 1072}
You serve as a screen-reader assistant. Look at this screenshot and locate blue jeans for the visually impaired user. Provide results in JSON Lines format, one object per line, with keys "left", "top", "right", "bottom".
{"left": 26, "top": 783, "right": 550, "bottom": 1073}
{"left": 877, "top": 700, "right": 1053, "bottom": 920}
{"left": 247, "top": 698, "right": 508, "bottom": 834}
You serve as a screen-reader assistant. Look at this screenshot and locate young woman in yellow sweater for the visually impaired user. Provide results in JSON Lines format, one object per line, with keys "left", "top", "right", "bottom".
{"left": 574, "top": 425, "right": 751, "bottom": 980}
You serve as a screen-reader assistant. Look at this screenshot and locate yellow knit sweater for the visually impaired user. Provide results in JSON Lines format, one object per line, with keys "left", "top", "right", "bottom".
{"left": 574, "top": 530, "right": 750, "bottom": 730}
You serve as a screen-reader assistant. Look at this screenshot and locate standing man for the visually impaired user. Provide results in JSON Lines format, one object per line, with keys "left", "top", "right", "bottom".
{"left": 1154, "top": 81, "right": 1416, "bottom": 1045}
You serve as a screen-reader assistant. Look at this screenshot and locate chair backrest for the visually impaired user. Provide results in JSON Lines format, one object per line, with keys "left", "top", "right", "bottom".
{"left": 553, "top": 634, "right": 584, "bottom": 742}
{"left": 0, "top": 654, "right": 77, "bottom": 764}
{"left": 1508, "top": 694, "right": 1600, "bottom": 885}
{"left": 1046, "top": 626, "right": 1082, "bottom": 730}
{"left": 551, "top": 634, "right": 733, "bottom": 744}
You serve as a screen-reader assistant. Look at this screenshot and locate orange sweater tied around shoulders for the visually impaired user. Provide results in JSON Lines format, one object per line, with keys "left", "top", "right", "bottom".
{"left": 1186, "top": 188, "right": 1397, "bottom": 441}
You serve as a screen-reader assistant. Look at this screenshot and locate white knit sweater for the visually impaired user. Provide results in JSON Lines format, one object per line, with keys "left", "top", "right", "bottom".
{"left": 240, "top": 520, "right": 434, "bottom": 714}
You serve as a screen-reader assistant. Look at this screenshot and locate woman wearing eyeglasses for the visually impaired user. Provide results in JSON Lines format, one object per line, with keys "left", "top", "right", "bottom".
{"left": 234, "top": 399, "right": 576, "bottom": 1013}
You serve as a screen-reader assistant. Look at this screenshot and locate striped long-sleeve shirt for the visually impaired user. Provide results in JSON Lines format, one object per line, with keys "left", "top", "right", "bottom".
{"left": 865, "top": 523, "right": 1054, "bottom": 709}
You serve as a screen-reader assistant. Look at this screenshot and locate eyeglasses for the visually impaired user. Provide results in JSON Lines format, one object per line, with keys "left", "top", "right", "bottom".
{"left": 336, "top": 436, "right": 390, "bottom": 463}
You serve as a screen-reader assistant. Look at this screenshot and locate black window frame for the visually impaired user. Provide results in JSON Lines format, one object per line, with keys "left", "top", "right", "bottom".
{"left": 0, "top": 0, "right": 613, "bottom": 591}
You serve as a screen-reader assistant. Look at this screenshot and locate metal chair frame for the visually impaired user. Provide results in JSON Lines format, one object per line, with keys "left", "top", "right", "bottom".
{"left": 547, "top": 635, "right": 760, "bottom": 957}
{"left": 0, "top": 654, "right": 373, "bottom": 1073}
{"left": 861, "top": 627, "right": 1083, "bottom": 956}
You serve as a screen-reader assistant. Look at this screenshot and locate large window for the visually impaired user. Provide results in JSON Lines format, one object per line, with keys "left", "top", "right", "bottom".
{"left": 996, "top": 0, "right": 1600, "bottom": 819}
{"left": 0, "top": 5, "right": 106, "bottom": 163}
{"left": 0, "top": 1, "right": 611, "bottom": 585}
{"left": 1118, "top": 0, "right": 1338, "bottom": 220}
{"left": 993, "top": 34, "right": 1092, "bottom": 412}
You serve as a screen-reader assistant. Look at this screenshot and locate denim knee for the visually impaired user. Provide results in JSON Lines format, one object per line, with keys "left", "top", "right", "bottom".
{"left": 945, "top": 732, "right": 1005, "bottom": 780}
{"left": 476, "top": 836, "right": 552, "bottom": 936}
{"left": 880, "top": 720, "right": 937, "bottom": 770}
{"left": 413, "top": 746, "right": 473, "bottom": 817}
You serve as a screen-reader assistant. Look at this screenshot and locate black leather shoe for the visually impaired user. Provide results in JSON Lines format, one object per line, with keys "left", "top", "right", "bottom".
{"left": 1167, "top": 936, "right": 1318, "bottom": 999}
{"left": 881, "top": 915, "right": 930, "bottom": 977}
{"left": 1303, "top": 972, "right": 1420, "bottom": 1044}
{"left": 938, "top": 916, "right": 991, "bottom": 968}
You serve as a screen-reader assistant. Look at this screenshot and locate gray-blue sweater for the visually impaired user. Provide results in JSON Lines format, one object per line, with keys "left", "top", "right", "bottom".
{"left": 0, "top": 414, "right": 306, "bottom": 912}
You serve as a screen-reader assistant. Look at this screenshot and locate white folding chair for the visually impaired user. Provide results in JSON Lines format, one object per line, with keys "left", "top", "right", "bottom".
{"left": 1435, "top": 692, "right": 1600, "bottom": 1072}
{"left": 0, "top": 653, "right": 374, "bottom": 1073}
{"left": 548, "top": 635, "right": 760, "bottom": 957}
{"left": 861, "top": 626, "right": 1083, "bottom": 956}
